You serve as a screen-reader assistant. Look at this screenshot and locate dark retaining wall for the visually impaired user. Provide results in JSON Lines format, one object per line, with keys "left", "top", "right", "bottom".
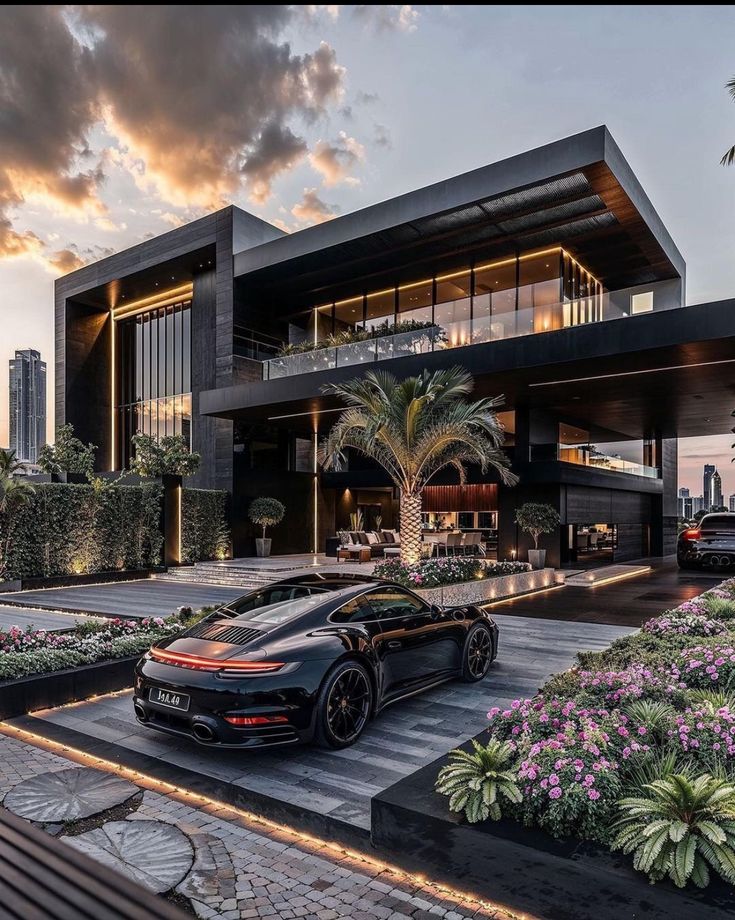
{"left": 371, "top": 751, "right": 735, "bottom": 920}
{"left": 0, "top": 657, "right": 137, "bottom": 720}
{"left": 0, "top": 568, "right": 160, "bottom": 594}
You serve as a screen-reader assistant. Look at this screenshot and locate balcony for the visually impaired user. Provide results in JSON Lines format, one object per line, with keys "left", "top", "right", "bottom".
{"left": 532, "top": 442, "right": 659, "bottom": 479}
{"left": 262, "top": 282, "right": 681, "bottom": 380}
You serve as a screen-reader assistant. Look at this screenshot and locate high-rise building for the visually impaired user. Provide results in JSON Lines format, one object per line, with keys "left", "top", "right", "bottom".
{"left": 729, "top": 494, "right": 735, "bottom": 512}
{"left": 679, "top": 487, "right": 690, "bottom": 498}
{"left": 712, "top": 469, "right": 723, "bottom": 510}
{"left": 682, "top": 497, "right": 693, "bottom": 519}
{"left": 704, "top": 464, "right": 715, "bottom": 510}
{"left": 9, "top": 349, "right": 46, "bottom": 463}
{"left": 692, "top": 495, "right": 706, "bottom": 515}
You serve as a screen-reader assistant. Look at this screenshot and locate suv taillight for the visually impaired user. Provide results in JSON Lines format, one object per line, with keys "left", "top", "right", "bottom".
{"left": 683, "top": 529, "right": 701, "bottom": 541}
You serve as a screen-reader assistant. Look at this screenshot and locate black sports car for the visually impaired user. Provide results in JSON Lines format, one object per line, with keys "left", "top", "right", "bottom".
{"left": 134, "top": 572, "right": 499, "bottom": 749}
{"left": 678, "top": 512, "right": 735, "bottom": 570}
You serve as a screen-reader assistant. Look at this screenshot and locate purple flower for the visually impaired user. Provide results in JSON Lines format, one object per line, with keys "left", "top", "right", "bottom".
{"left": 549, "top": 787, "right": 562, "bottom": 800}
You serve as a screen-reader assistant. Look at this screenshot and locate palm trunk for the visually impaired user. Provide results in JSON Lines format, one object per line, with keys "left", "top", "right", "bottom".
{"left": 399, "top": 491, "right": 422, "bottom": 565}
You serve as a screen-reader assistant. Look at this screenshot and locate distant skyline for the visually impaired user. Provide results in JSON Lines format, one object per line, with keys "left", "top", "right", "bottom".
{"left": 2, "top": 6, "right": 735, "bottom": 488}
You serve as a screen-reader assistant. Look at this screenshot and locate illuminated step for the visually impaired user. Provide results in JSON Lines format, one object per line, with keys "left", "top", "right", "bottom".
{"left": 563, "top": 564, "right": 651, "bottom": 587}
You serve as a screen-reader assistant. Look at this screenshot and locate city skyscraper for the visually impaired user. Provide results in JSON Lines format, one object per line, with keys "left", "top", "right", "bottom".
{"left": 9, "top": 349, "right": 46, "bottom": 463}
{"left": 729, "top": 494, "right": 735, "bottom": 512}
{"left": 713, "top": 469, "right": 723, "bottom": 510}
{"left": 679, "top": 487, "right": 690, "bottom": 498}
{"left": 704, "top": 464, "right": 715, "bottom": 510}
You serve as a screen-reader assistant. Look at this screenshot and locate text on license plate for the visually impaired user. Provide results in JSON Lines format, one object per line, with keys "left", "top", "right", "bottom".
{"left": 149, "top": 686, "right": 190, "bottom": 711}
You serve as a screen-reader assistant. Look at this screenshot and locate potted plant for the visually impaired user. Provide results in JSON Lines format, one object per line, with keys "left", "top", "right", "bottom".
{"left": 514, "top": 502, "right": 560, "bottom": 569}
{"left": 248, "top": 497, "right": 285, "bottom": 557}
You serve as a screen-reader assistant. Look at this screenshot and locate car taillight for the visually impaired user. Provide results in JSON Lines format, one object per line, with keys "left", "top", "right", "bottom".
{"left": 223, "top": 714, "right": 288, "bottom": 726}
{"left": 149, "top": 648, "right": 284, "bottom": 673}
{"left": 683, "top": 529, "right": 701, "bottom": 541}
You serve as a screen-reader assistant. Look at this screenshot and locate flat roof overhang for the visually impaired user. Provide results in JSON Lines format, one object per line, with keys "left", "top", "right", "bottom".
{"left": 233, "top": 126, "right": 684, "bottom": 309}
{"left": 201, "top": 300, "right": 735, "bottom": 440}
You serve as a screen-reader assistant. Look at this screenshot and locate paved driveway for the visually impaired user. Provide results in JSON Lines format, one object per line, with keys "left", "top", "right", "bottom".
{"left": 0, "top": 605, "right": 94, "bottom": 632}
{"left": 3, "top": 580, "right": 243, "bottom": 619}
{"left": 23, "top": 614, "right": 632, "bottom": 832}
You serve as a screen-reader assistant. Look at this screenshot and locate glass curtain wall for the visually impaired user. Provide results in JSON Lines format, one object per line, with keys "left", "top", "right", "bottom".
{"left": 115, "top": 300, "right": 192, "bottom": 469}
{"left": 306, "top": 247, "right": 602, "bottom": 350}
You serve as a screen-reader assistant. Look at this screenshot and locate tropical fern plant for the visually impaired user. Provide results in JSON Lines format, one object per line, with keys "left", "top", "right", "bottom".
{"left": 322, "top": 367, "right": 517, "bottom": 564}
{"left": 611, "top": 773, "right": 735, "bottom": 888}
{"left": 436, "top": 739, "right": 521, "bottom": 823}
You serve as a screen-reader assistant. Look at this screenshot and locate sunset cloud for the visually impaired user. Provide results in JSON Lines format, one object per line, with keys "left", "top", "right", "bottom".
{"left": 309, "top": 132, "right": 365, "bottom": 186}
{"left": 291, "top": 188, "right": 338, "bottom": 225}
{"left": 0, "top": 5, "right": 349, "bottom": 261}
{"left": 353, "top": 5, "right": 419, "bottom": 32}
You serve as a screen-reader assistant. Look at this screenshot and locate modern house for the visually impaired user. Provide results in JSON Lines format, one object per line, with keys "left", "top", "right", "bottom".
{"left": 55, "top": 126, "right": 735, "bottom": 567}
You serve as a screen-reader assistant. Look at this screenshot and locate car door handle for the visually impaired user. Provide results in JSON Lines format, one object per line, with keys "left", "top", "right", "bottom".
{"left": 387, "top": 640, "right": 402, "bottom": 650}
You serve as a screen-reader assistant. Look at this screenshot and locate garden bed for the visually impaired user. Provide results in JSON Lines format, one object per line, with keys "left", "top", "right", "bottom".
{"left": 377, "top": 577, "right": 735, "bottom": 912}
{"left": 0, "top": 656, "right": 139, "bottom": 720}
{"left": 372, "top": 744, "right": 735, "bottom": 920}
{"left": 373, "top": 557, "right": 554, "bottom": 605}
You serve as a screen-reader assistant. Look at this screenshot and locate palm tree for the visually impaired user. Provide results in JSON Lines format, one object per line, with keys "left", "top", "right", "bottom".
{"left": 0, "top": 448, "right": 24, "bottom": 477}
{"left": 322, "top": 366, "right": 517, "bottom": 564}
{"left": 721, "top": 77, "right": 735, "bottom": 165}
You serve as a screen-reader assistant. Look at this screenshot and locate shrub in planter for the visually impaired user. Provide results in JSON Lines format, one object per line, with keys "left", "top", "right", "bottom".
{"left": 514, "top": 502, "right": 560, "bottom": 568}
{"left": 643, "top": 610, "right": 727, "bottom": 638}
{"left": 248, "top": 497, "right": 285, "bottom": 557}
{"left": 680, "top": 643, "right": 735, "bottom": 689}
{"left": 611, "top": 773, "right": 735, "bottom": 888}
{"left": 668, "top": 706, "right": 735, "bottom": 765}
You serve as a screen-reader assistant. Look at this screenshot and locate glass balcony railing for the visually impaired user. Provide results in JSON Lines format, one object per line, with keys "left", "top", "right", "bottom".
{"left": 532, "top": 443, "right": 659, "bottom": 478}
{"left": 262, "top": 283, "right": 681, "bottom": 380}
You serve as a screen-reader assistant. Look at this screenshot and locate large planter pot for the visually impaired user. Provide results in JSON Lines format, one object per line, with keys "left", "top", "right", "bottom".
{"left": 528, "top": 548, "right": 546, "bottom": 570}
{"left": 255, "top": 538, "right": 272, "bottom": 557}
{"left": 414, "top": 568, "right": 555, "bottom": 607}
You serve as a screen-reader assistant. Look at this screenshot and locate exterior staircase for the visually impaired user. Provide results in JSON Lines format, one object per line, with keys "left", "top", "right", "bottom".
{"left": 154, "top": 560, "right": 314, "bottom": 589}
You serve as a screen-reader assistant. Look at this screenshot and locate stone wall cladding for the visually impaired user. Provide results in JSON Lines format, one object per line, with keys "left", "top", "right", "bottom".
{"left": 415, "top": 567, "right": 555, "bottom": 606}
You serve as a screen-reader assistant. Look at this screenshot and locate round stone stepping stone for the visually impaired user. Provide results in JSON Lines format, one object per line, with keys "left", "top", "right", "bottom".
{"left": 63, "top": 820, "right": 193, "bottom": 893}
{"left": 3, "top": 767, "right": 139, "bottom": 823}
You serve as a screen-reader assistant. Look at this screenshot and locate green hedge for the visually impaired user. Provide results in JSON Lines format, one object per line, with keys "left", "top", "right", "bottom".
{"left": 3, "top": 482, "right": 163, "bottom": 579}
{"left": 181, "top": 488, "right": 230, "bottom": 564}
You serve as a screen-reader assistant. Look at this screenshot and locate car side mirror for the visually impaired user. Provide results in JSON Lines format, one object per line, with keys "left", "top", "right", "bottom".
{"left": 430, "top": 604, "right": 442, "bottom": 619}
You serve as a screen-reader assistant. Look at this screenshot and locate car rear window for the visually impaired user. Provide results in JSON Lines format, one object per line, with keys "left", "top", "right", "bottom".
{"left": 701, "top": 515, "right": 735, "bottom": 532}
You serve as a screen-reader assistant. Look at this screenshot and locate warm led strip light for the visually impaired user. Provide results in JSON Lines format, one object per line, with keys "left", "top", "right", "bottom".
{"left": 0, "top": 721, "right": 530, "bottom": 920}
{"left": 529, "top": 356, "right": 735, "bottom": 388}
{"left": 111, "top": 283, "right": 193, "bottom": 321}
{"left": 576, "top": 566, "right": 652, "bottom": 588}
{"left": 481, "top": 582, "right": 565, "bottom": 608}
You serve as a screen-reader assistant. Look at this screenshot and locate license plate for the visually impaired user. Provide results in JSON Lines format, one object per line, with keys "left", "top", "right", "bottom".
{"left": 148, "top": 686, "right": 190, "bottom": 711}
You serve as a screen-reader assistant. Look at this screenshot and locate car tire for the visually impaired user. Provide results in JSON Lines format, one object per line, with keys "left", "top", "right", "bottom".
{"left": 461, "top": 623, "right": 494, "bottom": 683}
{"left": 314, "top": 660, "right": 373, "bottom": 749}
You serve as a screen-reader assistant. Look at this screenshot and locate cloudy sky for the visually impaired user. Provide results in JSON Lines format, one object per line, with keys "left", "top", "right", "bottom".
{"left": 2, "top": 5, "right": 735, "bottom": 495}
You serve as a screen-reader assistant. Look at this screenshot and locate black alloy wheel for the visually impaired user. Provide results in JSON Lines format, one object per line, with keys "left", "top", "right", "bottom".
{"left": 315, "top": 661, "right": 372, "bottom": 748}
{"left": 462, "top": 624, "right": 493, "bottom": 682}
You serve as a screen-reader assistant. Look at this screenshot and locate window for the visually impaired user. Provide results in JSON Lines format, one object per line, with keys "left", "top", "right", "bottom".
{"left": 333, "top": 296, "right": 364, "bottom": 335}
{"left": 631, "top": 291, "right": 654, "bottom": 314}
{"left": 397, "top": 278, "right": 433, "bottom": 325}
{"left": 435, "top": 270, "right": 471, "bottom": 349}
{"left": 365, "top": 288, "right": 396, "bottom": 333}
{"left": 365, "top": 586, "right": 428, "bottom": 619}
{"left": 229, "top": 584, "right": 322, "bottom": 615}
{"left": 115, "top": 300, "right": 192, "bottom": 468}
{"left": 330, "top": 594, "right": 376, "bottom": 623}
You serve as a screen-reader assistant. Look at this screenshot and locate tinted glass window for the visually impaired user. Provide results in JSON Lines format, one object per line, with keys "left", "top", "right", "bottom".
{"left": 365, "top": 586, "right": 428, "bottom": 619}
{"left": 702, "top": 515, "right": 735, "bottom": 532}
{"left": 227, "top": 585, "right": 324, "bottom": 615}
{"left": 330, "top": 594, "right": 376, "bottom": 623}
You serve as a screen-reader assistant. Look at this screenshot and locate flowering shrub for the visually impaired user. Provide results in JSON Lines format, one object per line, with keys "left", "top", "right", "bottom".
{"left": 668, "top": 706, "right": 735, "bottom": 765}
{"left": 436, "top": 574, "right": 735, "bottom": 888}
{"left": 373, "top": 556, "right": 530, "bottom": 589}
{"left": 643, "top": 610, "right": 726, "bottom": 637}
{"left": 0, "top": 608, "right": 201, "bottom": 681}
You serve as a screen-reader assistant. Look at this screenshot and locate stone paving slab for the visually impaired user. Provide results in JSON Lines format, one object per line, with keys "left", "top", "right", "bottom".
{"left": 0, "top": 733, "right": 509, "bottom": 919}
{"left": 23, "top": 614, "right": 633, "bottom": 832}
